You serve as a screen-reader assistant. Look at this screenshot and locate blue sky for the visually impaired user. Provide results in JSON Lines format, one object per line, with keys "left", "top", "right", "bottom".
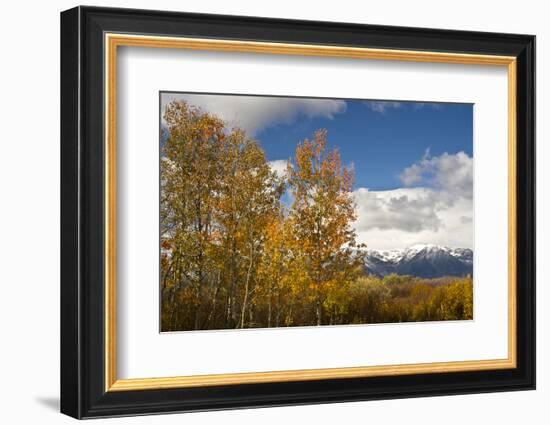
{"left": 255, "top": 99, "right": 472, "bottom": 191}
{"left": 161, "top": 93, "right": 473, "bottom": 250}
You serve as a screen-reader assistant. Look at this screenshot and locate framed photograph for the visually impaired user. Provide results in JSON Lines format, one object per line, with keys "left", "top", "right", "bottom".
{"left": 60, "top": 6, "right": 535, "bottom": 419}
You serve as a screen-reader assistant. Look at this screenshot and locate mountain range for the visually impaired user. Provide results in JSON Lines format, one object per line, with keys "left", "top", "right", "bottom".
{"left": 363, "top": 244, "right": 473, "bottom": 278}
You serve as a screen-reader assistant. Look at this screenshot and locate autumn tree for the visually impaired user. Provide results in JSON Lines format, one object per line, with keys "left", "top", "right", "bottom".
{"left": 287, "top": 129, "right": 366, "bottom": 325}
{"left": 160, "top": 101, "right": 283, "bottom": 331}
{"left": 255, "top": 214, "right": 298, "bottom": 327}
{"left": 215, "top": 129, "right": 284, "bottom": 328}
{"left": 161, "top": 101, "right": 228, "bottom": 330}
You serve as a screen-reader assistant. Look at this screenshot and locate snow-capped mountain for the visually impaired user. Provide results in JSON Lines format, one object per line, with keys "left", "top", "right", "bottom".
{"left": 363, "top": 244, "right": 473, "bottom": 278}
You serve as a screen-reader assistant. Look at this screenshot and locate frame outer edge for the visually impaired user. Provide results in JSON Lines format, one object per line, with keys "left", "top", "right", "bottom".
{"left": 522, "top": 36, "right": 536, "bottom": 389}
{"left": 60, "top": 6, "right": 83, "bottom": 419}
{"left": 63, "top": 6, "right": 536, "bottom": 418}
{"left": 530, "top": 36, "right": 536, "bottom": 389}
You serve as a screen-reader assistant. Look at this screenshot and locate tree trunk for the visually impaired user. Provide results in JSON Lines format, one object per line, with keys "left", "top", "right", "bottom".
{"left": 267, "top": 288, "right": 272, "bottom": 328}
{"left": 286, "top": 303, "right": 293, "bottom": 326}
{"left": 194, "top": 284, "right": 201, "bottom": 330}
{"left": 276, "top": 288, "right": 281, "bottom": 327}
{"left": 239, "top": 245, "right": 255, "bottom": 329}
{"left": 315, "top": 301, "right": 322, "bottom": 326}
{"left": 169, "top": 286, "right": 178, "bottom": 331}
{"left": 206, "top": 271, "right": 221, "bottom": 327}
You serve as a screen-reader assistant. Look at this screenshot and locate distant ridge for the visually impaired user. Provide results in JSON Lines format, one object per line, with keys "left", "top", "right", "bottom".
{"left": 363, "top": 244, "right": 473, "bottom": 278}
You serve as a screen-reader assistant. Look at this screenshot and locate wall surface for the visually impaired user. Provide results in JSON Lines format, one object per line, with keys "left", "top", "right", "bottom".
{"left": 0, "top": 0, "right": 545, "bottom": 423}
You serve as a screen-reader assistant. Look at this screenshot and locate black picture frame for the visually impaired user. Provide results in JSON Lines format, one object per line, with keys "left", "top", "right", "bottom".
{"left": 61, "top": 5, "right": 535, "bottom": 419}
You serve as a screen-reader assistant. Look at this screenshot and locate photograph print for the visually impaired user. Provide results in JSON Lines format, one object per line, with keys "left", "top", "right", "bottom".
{"left": 160, "top": 92, "right": 474, "bottom": 332}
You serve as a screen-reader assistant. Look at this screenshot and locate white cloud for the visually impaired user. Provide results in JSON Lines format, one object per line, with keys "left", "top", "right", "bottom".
{"left": 161, "top": 93, "right": 346, "bottom": 136}
{"left": 352, "top": 151, "right": 473, "bottom": 250}
{"left": 268, "top": 159, "right": 290, "bottom": 179}
{"left": 352, "top": 187, "right": 472, "bottom": 250}
{"left": 399, "top": 150, "right": 473, "bottom": 197}
{"left": 364, "top": 100, "right": 403, "bottom": 114}
{"left": 354, "top": 187, "right": 442, "bottom": 233}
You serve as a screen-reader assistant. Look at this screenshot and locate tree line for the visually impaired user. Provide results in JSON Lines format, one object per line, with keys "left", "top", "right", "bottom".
{"left": 160, "top": 101, "right": 472, "bottom": 331}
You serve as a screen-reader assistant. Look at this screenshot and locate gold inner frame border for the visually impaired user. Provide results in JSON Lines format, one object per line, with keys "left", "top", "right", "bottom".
{"left": 104, "top": 33, "right": 517, "bottom": 392}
